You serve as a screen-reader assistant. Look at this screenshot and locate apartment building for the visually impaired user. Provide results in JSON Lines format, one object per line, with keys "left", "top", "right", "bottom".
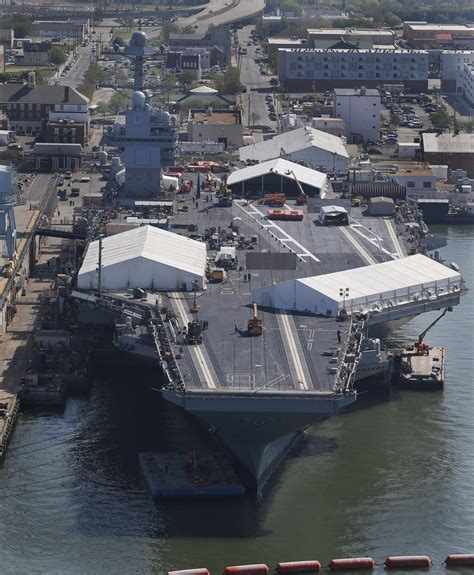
{"left": 462, "top": 63, "right": 474, "bottom": 106}
{"left": 308, "top": 28, "right": 396, "bottom": 48}
{"left": 278, "top": 49, "right": 429, "bottom": 91}
{"left": 441, "top": 51, "right": 474, "bottom": 92}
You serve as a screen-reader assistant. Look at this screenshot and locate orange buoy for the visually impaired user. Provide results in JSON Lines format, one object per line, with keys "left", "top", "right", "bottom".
{"left": 328, "top": 558, "right": 375, "bottom": 571}
{"left": 276, "top": 561, "right": 321, "bottom": 573}
{"left": 384, "top": 556, "right": 432, "bottom": 569}
{"left": 168, "top": 570, "right": 210, "bottom": 575}
{"left": 223, "top": 565, "right": 269, "bottom": 575}
{"left": 445, "top": 554, "right": 474, "bottom": 566}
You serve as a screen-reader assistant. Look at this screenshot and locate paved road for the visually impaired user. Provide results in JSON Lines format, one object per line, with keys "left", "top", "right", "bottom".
{"left": 148, "top": 0, "right": 264, "bottom": 37}
{"left": 237, "top": 25, "right": 277, "bottom": 130}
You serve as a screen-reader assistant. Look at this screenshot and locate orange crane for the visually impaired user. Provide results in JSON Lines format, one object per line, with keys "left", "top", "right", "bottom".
{"left": 286, "top": 170, "right": 308, "bottom": 205}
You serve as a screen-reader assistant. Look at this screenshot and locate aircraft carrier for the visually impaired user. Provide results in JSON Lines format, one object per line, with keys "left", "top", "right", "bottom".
{"left": 86, "top": 188, "right": 462, "bottom": 494}
{"left": 72, "top": 30, "right": 463, "bottom": 495}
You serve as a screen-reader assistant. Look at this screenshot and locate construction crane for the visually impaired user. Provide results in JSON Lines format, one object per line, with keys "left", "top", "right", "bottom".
{"left": 286, "top": 170, "right": 308, "bottom": 205}
{"left": 417, "top": 306, "right": 453, "bottom": 347}
{"left": 248, "top": 303, "right": 263, "bottom": 336}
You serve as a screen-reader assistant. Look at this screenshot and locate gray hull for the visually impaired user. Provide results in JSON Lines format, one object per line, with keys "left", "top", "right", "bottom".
{"left": 163, "top": 390, "right": 355, "bottom": 494}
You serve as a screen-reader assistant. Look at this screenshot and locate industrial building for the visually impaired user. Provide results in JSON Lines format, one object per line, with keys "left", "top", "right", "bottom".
{"left": 239, "top": 126, "right": 349, "bottom": 171}
{"left": 187, "top": 108, "right": 243, "bottom": 149}
{"left": 226, "top": 158, "right": 330, "bottom": 197}
{"left": 15, "top": 41, "right": 51, "bottom": 67}
{"left": 77, "top": 225, "right": 207, "bottom": 292}
{"left": 333, "top": 87, "right": 381, "bottom": 143}
{"left": 252, "top": 254, "right": 461, "bottom": 317}
{"left": 278, "top": 48, "right": 429, "bottom": 92}
{"left": 403, "top": 22, "right": 474, "bottom": 49}
{"left": 422, "top": 133, "right": 474, "bottom": 177}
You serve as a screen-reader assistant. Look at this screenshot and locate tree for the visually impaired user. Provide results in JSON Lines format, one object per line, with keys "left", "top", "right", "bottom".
{"left": 215, "top": 67, "right": 242, "bottom": 95}
{"left": 251, "top": 112, "right": 261, "bottom": 126}
{"left": 49, "top": 46, "right": 67, "bottom": 66}
{"left": 106, "top": 92, "right": 131, "bottom": 113}
{"left": 178, "top": 70, "right": 197, "bottom": 89}
{"left": 0, "top": 15, "right": 32, "bottom": 38}
{"left": 431, "top": 107, "right": 453, "bottom": 132}
{"left": 113, "top": 36, "right": 126, "bottom": 47}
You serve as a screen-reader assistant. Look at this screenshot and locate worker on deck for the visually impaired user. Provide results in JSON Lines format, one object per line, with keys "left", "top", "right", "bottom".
{"left": 337, "top": 329, "right": 342, "bottom": 344}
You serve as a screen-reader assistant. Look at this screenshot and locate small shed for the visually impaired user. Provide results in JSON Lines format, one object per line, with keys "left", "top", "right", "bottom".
{"left": 367, "top": 196, "right": 395, "bottom": 216}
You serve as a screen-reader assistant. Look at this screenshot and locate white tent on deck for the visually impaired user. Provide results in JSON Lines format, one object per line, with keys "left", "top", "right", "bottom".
{"left": 252, "top": 254, "right": 461, "bottom": 316}
{"left": 77, "top": 225, "right": 207, "bottom": 291}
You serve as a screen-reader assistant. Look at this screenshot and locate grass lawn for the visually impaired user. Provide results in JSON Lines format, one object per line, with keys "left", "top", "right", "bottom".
{"left": 112, "top": 27, "right": 140, "bottom": 42}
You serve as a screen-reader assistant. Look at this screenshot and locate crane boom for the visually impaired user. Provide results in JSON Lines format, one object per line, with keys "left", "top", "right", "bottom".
{"left": 286, "top": 170, "right": 308, "bottom": 205}
{"left": 417, "top": 306, "right": 452, "bottom": 345}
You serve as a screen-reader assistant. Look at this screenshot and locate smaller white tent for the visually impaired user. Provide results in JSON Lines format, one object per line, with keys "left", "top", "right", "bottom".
{"left": 78, "top": 225, "right": 207, "bottom": 291}
{"left": 252, "top": 255, "right": 461, "bottom": 316}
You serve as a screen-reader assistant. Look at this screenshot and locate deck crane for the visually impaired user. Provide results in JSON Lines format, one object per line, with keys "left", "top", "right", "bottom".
{"left": 416, "top": 306, "right": 453, "bottom": 349}
{"left": 286, "top": 170, "right": 308, "bottom": 205}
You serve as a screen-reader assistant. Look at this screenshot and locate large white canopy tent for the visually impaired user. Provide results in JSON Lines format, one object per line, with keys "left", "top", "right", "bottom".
{"left": 78, "top": 225, "right": 207, "bottom": 291}
{"left": 252, "top": 254, "right": 461, "bottom": 316}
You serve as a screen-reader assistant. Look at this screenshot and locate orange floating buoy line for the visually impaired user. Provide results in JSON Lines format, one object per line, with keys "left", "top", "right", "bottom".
{"left": 328, "top": 557, "right": 375, "bottom": 571}
{"left": 384, "top": 556, "right": 432, "bottom": 569}
{"left": 169, "top": 552, "right": 474, "bottom": 575}
{"left": 223, "top": 565, "right": 270, "bottom": 575}
{"left": 276, "top": 561, "right": 322, "bottom": 573}
{"left": 445, "top": 554, "right": 474, "bottom": 566}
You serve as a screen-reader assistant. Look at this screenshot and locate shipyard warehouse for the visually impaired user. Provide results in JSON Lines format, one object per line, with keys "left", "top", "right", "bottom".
{"left": 77, "top": 225, "right": 207, "bottom": 291}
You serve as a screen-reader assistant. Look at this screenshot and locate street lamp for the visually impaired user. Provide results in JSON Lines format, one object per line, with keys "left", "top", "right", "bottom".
{"left": 339, "top": 287, "right": 350, "bottom": 318}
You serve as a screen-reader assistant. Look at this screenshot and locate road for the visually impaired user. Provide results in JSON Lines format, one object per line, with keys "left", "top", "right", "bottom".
{"left": 237, "top": 25, "right": 277, "bottom": 131}
{"left": 147, "top": 0, "right": 265, "bottom": 37}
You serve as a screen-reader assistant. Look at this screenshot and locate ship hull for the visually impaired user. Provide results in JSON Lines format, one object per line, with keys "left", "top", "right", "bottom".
{"left": 163, "top": 390, "right": 355, "bottom": 495}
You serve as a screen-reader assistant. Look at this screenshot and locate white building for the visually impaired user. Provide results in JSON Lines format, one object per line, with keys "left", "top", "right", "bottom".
{"left": 462, "top": 62, "right": 474, "bottom": 106}
{"left": 441, "top": 51, "right": 474, "bottom": 92}
{"left": 77, "top": 225, "right": 207, "bottom": 291}
{"left": 239, "top": 126, "right": 349, "bottom": 171}
{"left": 333, "top": 87, "right": 380, "bottom": 143}
{"left": 311, "top": 117, "right": 345, "bottom": 137}
{"left": 278, "top": 48, "right": 429, "bottom": 92}
{"left": 252, "top": 254, "right": 461, "bottom": 317}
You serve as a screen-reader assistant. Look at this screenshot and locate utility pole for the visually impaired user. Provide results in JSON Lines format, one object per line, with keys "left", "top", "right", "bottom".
{"left": 98, "top": 235, "right": 103, "bottom": 296}
{"left": 247, "top": 93, "right": 251, "bottom": 129}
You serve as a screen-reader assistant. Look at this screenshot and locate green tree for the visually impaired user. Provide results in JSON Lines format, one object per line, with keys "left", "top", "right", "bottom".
{"left": 106, "top": 91, "right": 131, "bottom": 113}
{"left": 178, "top": 70, "right": 197, "bottom": 89}
{"left": 161, "top": 22, "right": 180, "bottom": 43}
{"left": 431, "top": 107, "right": 453, "bottom": 132}
{"left": 0, "top": 15, "right": 32, "bottom": 38}
{"left": 214, "top": 67, "right": 242, "bottom": 95}
{"left": 385, "top": 12, "right": 402, "bottom": 27}
{"left": 49, "top": 46, "right": 67, "bottom": 66}
{"left": 251, "top": 112, "right": 261, "bottom": 126}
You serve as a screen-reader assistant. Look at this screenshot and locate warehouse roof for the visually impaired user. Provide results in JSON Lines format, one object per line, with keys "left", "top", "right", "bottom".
{"left": 239, "top": 126, "right": 349, "bottom": 163}
{"left": 298, "top": 254, "right": 460, "bottom": 302}
{"left": 79, "top": 225, "right": 206, "bottom": 277}
{"left": 0, "top": 84, "right": 88, "bottom": 105}
{"left": 227, "top": 158, "right": 328, "bottom": 191}
{"left": 423, "top": 133, "right": 474, "bottom": 154}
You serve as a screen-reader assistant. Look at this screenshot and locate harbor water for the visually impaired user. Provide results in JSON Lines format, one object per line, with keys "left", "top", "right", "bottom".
{"left": 0, "top": 226, "right": 473, "bottom": 574}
